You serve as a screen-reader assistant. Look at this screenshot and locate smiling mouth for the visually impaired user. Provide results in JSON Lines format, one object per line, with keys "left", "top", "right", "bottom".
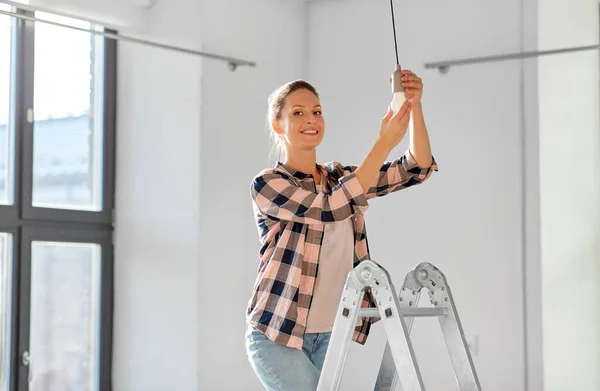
{"left": 301, "top": 129, "right": 319, "bottom": 135}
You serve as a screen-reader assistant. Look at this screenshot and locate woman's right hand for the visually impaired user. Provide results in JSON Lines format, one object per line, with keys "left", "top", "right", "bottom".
{"left": 354, "top": 99, "right": 413, "bottom": 193}
{"left": 378, "top": 99, "right": 412, "bottom": 149}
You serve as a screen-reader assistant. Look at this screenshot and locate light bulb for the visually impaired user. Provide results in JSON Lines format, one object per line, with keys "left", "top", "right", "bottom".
{"left": 389, "top": 64, "right": 412, "bottom": 132}
{"left": 390, "top": 92, "right": 405, "bottom": 114}
{"left": 390, "top": 64, "right": 405, "bottom": 114}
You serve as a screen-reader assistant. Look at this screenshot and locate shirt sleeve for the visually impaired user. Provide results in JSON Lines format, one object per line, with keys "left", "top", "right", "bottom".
{"left": 250, "top": 170, "right": 369, "bottom": 225}
{"left": 340, "top": 150, "right": 438, "bottom": 200}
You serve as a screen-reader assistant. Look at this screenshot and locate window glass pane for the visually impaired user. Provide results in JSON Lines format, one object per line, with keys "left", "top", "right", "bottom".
{"left": 0, "top": 233, "right": 13, "bottom": 391}
{"left": 30, "top": 241, "right": 101, "bottom": 391}
{"left": 32, "top": 12, "right": 104, "bottom": 211}
{"left": 0, "top": 4, "right": 15, "bottom": 205}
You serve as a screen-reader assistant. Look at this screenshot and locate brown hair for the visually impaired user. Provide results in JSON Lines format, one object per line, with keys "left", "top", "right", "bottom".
{"left": 266, "top": 80, "right": 319, "bottom": 163}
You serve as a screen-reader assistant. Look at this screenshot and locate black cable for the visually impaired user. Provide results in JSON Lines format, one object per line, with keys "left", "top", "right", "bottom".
{"left": 389, "top": 0, "right": 399, "bottom": 65}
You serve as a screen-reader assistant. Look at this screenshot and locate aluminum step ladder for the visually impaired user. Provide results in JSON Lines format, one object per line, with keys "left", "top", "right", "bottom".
{"left": 316, "top": 260, "right": 481, "bottom": 391}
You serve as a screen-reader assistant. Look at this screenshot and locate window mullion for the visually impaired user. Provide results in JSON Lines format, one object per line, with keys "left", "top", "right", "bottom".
{"left": 16, "top": 9, "right": 34, "bottom": 223}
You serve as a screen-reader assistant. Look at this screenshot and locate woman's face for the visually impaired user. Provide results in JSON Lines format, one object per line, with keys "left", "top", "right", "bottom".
{"left": 273, "top": 88, "right": 325, "bottom": 152}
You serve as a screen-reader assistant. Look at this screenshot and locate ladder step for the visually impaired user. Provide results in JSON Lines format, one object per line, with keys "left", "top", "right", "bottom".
{"left": 359, "top": 307, "right": 447, "bottom": 319}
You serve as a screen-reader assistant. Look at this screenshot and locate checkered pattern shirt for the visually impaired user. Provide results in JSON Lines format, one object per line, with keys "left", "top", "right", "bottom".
{"left": 246, "top": 149, "right": 438, "bottom": 349}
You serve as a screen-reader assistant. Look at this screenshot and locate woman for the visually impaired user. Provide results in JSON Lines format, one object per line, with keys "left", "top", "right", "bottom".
{"left": 245, "top": 70, "right": 437, "bottom": 391}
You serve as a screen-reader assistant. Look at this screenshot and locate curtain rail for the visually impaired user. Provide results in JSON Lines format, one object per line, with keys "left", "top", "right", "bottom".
{"left": 424, "top": 44, "right": 598, "bottom": 73}
{"left": 0, "top": 8, "right": 256, "bottom": 71}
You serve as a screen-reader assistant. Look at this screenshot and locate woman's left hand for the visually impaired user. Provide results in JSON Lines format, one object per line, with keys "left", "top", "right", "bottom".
{"left": 401, "top": 70, "right": 423, "bottom": 103}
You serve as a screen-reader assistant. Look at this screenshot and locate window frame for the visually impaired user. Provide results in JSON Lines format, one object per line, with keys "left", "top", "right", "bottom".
{"left": 0, "top": 6, "right": 116, "bottom": 391}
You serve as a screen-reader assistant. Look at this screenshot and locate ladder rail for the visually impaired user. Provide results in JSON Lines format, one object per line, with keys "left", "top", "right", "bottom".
{"left": 316, "top": 273, "right": 366, "bottom": 390}
{"left": 368, "top": 262, "right": 426, "bottom": 391}
{"left": 378, "top": 262, "right": 482, "bottom": 391}
{"left": 430, "top": 271, "right": 482, "bottom": 390}
{"left": 373, "top": 285, "right": 422, "bottom": 391}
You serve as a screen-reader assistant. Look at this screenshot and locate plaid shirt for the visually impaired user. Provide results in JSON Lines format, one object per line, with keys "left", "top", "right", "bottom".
{"left": 246, "top": 149, "right": 438, "bottom": 350}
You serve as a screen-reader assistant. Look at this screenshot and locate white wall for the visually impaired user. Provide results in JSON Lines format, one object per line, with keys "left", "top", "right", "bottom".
{"left": 196, "top": 1, "right": 307, "bottom": 389}
{"left": 307, "top": 1, "right": 530, "bottom": 390}
{"left": 538, "top": 0, "right": 600, "bottom": 390}
{"left": 113, "top": 0, "right": 202, "bottom": 390}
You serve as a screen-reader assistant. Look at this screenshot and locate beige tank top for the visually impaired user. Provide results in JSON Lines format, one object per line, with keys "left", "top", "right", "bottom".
{"left": 305, "top": 183, "right": 357, "bottom": 333}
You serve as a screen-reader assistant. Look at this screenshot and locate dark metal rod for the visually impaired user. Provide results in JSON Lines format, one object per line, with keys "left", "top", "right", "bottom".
{"left": 389, "top": 0, "right": 399, "bottom": 65}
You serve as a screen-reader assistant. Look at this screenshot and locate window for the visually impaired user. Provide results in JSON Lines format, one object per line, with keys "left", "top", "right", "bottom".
{"left": 0, "top": 5, "right": 115, "bottom": 391}
{"left": 21, "top": 228, "right": 111, "bottom": 391}
{"left": 29, "top": 241, "right": 101, "bottom": 391}
{"left": 32, "top": 12, "right": 105, "bottom": 211}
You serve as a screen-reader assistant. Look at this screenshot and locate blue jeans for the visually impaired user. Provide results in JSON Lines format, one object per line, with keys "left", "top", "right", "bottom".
{"left": 245, "top": 325, "right": 331, "bottom": 391}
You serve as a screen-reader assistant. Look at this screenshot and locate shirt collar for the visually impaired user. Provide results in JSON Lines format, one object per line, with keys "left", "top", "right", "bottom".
{"left": 275, "top": 161, "right": 327, "bottom": 181}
